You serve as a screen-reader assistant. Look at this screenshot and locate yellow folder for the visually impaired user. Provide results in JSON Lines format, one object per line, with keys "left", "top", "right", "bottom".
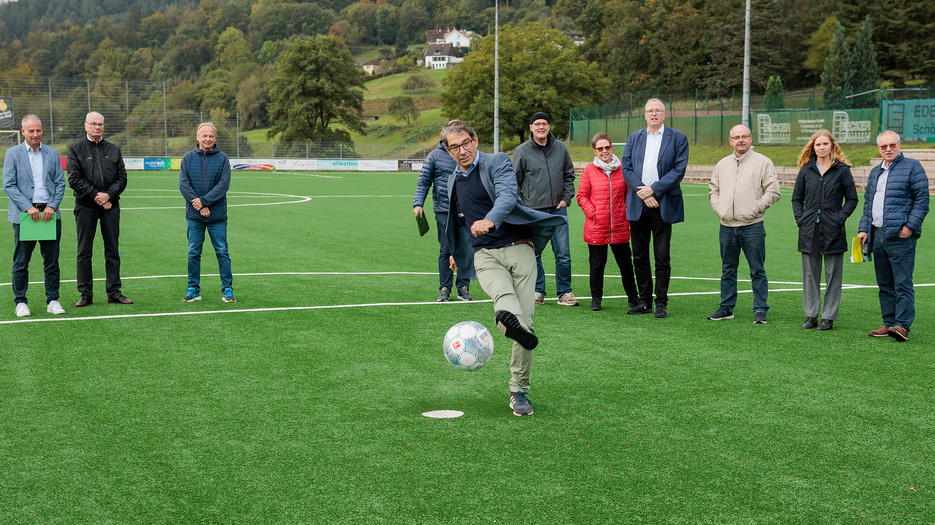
{"left": 850, "top": 236, "right": 867, "bottom": 263}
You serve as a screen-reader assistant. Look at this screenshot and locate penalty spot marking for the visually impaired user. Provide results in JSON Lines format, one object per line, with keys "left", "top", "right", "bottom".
{"left": 422, "top": 410, "right": 464, "bottom": 419}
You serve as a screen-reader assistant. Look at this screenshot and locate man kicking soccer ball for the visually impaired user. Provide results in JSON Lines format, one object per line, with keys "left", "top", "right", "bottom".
{"left": 442, "top": 120, "right": 566, "bottom": 416}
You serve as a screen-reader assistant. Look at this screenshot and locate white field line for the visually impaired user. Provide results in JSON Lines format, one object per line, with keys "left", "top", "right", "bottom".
{"left": 1, "top": 189, "right": 414, "bottom": 212}
{"left": 1, "top": 271, "right": 930, "bottom": 325}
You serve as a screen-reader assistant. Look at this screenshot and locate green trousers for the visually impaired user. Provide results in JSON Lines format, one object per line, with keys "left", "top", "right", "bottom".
{"left": 474, "top": 243, "right": 536, "bottom": 393}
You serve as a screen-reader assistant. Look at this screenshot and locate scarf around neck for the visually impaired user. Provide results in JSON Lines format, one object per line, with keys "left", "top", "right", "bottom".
{"left": 593, "top": 154, "right": 621, "bottom": 175}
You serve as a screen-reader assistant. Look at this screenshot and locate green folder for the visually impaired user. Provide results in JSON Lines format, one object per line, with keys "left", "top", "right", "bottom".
{"left": 18, "top": 212, "right": 57, "bottom": 241}
{"left": 416, "top": 212, "right": 430, "bottom": 237}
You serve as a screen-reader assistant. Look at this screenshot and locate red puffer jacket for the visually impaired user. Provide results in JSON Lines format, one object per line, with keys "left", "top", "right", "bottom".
{"left": 577, "top": 163, "right": 630, "bottom": 245}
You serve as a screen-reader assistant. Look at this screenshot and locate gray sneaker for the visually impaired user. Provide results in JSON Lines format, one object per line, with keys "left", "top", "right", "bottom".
{"left": 557, "top": 292, "right": 580, "bottom": 306}
{"left": 534, "top": 292, "right": 545, "bottom": 305}
{"left": 510, "top": 392, "right": 534, "bottom": 416}
{"left": 707, "top": 306, "right": 734, "bottom": 320}
{"left": 437, "top": 287, "right": 450, "bottom": 302}
{"left": 754, "top": 311, "right": 768, "bottom": 324}
{"left": 457, "top": 286, "right": 474, "bottom": 301}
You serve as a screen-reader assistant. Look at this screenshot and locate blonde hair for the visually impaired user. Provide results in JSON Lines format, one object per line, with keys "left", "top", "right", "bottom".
{"left": 796, "top": 129, "right": 849, "bottom": 168}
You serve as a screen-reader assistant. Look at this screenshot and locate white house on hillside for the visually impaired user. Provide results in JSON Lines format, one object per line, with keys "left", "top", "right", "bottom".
{"left": 426, "top": 28, "right": 475, "bottom": 48}
{"left": 424, "top": 43, "right": 461, "bottom": 69}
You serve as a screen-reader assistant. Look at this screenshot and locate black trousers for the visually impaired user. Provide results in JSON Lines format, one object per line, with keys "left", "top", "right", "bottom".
{"left": 74, "top": 202, "right": 122, "bottom": 298}
{"left": 588, "top": 242, "right": 639, "bottom": 304}
{"left": 629, "top": 207, "right": 672, "bottom": 306}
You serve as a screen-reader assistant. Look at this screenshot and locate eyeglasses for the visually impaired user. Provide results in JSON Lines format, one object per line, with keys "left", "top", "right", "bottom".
{"left": 594, "top": 146, "right": 612, "bottom": 152}
{"left": 878, "top": 142, "right": 900, "bottom": 150}
{"left": 86, "top": 122, "right": 104, "bottom": 127}
{"left": 645, "top": 109, "right": 664, "bottom": 114}
{"left": 446, "top": 138, "right": 475, "bottom": 153}
{"left": 730, "top": 134, "right": 752, "bottom": 140}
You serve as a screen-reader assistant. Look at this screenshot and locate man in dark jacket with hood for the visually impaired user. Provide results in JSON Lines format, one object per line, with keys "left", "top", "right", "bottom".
{"left": 179, "top": 122, "right": 235, "bottom": 303}
{"left": 413, "top": 137, "right": 473, "bottom": 302}
{"left": 67, "top": 111, "right": 131, "bottom": 307}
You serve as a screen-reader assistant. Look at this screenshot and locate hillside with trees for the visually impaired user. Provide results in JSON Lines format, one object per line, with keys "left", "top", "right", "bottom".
{"left": 1, "top": 0, "right": 932, "bottom": 148}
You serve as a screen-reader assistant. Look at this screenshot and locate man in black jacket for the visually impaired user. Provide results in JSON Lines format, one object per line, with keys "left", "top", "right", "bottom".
{"left": 67, "top": 111, "right": 132, "bottom": 306}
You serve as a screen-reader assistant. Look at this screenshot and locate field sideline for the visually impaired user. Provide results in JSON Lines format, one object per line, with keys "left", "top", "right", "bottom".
{"left": 1, "top": 171, "right": 932, "bottom": 522}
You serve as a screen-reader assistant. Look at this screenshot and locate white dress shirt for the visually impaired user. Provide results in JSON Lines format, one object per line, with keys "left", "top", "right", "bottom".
{"left": 641, "top": 124, "right": 665, "bottom": 186}
{"left": 26, "top": 142, "right": 51, "bottom": 204}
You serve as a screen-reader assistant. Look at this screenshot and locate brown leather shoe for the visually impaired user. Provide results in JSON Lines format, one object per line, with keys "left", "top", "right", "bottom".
{"left": 888, "top": 326, "right": 908, "bottom": 342}
{"left": 868, "top": 326, "right": 889, "bottom": 337}
{"left": 75, "top": 296, "right": 92, "bottom": 307}
{"left": 108, "top": 294, "right": 133, "bottom": 304}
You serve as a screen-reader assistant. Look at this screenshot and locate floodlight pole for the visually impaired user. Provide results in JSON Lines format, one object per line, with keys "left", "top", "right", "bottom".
{"left": 741, "top": 0, "right": 751, "bottom": 128}
{"left": 493, "top": 0, "right": 500, "bottom": 153}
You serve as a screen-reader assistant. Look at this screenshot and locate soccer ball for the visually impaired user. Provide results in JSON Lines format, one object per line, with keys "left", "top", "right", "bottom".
{"left": 443, "top": 321, "right": 494, "bottom": 371}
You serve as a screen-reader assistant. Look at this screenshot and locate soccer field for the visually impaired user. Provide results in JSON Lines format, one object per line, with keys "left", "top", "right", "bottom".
{"left": 2, "top": 170, "right": 933, "bottom": 522}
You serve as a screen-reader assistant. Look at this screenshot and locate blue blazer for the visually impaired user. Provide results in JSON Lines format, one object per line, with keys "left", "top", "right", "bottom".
{"left": 445, "top": 151, "right": 567, "bottom": 276}
{"left": 620, "top": 126, "right": 689, "bottom": 224}
{"left": 3, "top": 142, "right": 66, "bottom": 224}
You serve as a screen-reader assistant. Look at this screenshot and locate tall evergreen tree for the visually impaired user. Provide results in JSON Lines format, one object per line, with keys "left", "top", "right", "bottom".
{"left": 848, "top": 16, "right": 880, "bottom": 108}
{"left": 821, "top": 22, "right": 849, "bottom": 110}
{"left": 763, "top": 76, "right": 785, "bottom": 111}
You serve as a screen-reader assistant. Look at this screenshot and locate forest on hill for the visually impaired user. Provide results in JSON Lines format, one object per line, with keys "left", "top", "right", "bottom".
{"left": 0, "top": 0, "right": 932, "bottom": 141}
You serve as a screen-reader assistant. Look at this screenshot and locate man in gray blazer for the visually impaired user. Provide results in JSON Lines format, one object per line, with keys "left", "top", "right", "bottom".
{"left": 2, "top": 114, "right": 67, "bottom": 317}
{"left": 443, "top": 120, "right": 566, "bottom": 416}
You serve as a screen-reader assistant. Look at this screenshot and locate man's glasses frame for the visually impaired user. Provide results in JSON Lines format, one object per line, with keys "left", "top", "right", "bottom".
{"left": 446, "top": 138, "right": 475, "bottom": 153}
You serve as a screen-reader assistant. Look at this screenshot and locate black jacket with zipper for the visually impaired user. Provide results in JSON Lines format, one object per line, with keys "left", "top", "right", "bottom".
{"left": 66, "top": 137, "right": 128, "bottom": 207}
{"left": 791, "top": 157, "right": 859, "bottom": 254}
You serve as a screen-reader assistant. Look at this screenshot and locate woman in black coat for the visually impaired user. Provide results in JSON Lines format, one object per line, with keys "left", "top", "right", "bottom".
{"left": 791, "top": 129, "right": 859, "bottom": 331}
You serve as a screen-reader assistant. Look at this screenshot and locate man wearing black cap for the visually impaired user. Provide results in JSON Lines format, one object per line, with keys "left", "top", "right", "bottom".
{"left": 512, "top": 111, "right": 579, "bottom": 306}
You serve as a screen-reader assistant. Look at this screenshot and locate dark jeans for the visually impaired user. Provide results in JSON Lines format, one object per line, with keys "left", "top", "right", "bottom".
{"left": 588, "top": 242, "right": 638, "bottom": 304}
{"left": 719, "top": 222, "right": 769, "bottom": 312}
{"left": 435, "top": 212, "right": 469, "bottom": 290}
{"left": 630, "top": 207, "right": 672, "bottom": 306}
{"left": 74, "top": 202, "right": 122, "bottom": 298}
{"left": 11, "top": 220, "right": 61, "bottom": 305}
{"left": 187, "top": 219, "right": 233, "bottom": 292}
{"left": 872, "top": 228, "right": 917, "bottom": 330}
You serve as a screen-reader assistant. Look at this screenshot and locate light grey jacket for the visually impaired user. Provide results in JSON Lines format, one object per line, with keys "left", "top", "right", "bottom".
{"left": 3, "top": 142, "right": 66, "bottom": 224}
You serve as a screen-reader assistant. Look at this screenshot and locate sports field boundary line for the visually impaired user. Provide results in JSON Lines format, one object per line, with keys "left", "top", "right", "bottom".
{"left": 3, "top": 283, "right": 931, "bottom": 325}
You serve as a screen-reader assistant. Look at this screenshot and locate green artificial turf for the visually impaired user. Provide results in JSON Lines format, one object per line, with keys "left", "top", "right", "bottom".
{"left": 1, "top": 171, "right": 932, "bottom": 523}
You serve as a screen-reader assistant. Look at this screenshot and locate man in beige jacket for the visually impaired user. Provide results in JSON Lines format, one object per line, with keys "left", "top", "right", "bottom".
{"left": 707, "top": 124, "right": 781, "bottom": 324}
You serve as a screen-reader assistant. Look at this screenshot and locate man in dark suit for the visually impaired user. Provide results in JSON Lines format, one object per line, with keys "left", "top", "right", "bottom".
{"left": 2, "top": 115, "right": 67, "bottom": 317}
{"left": 620, "top": 98, "right": 689, "bottom": 318}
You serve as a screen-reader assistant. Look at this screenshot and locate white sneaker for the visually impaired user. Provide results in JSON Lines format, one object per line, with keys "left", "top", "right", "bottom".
{"left": 534, "top": 292, "right": 545, "bottom": 305}
{"left": 15, "top": 303, "right": 31, "bottom": 317}
{"left": 557, "top": 292, "right": 580, "bottom": 306}
{"left": 47, "top": 300, "right": 66, "bottom": 315}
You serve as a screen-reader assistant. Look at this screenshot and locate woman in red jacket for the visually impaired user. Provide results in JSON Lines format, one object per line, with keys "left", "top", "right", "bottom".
{"left": 577, "top": 133, "right": 639, "bottom": 311}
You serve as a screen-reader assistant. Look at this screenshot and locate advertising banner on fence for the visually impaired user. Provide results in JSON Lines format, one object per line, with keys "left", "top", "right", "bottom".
{"left": 275, "top": 159, "right": 318, "bottom": 171}
{"left": 0, "top": 97, "right": 13, "bottom": 129}
{"left": 231, "top": 159, "right": 276, "bottom": 170}
{"left": 754, "top": 109, "right": 879, "bottom": 145}
{"left": 359, "top": 160, "right": 398, "bottom": 171}
{"left": 883, "top": 99, "right": 935, "bottom": 141}
{"left": 125, "top": 158, "right": 144, "bottom": 170}
{"left": 317, "top": 159, "right": 360, "bottom": 170}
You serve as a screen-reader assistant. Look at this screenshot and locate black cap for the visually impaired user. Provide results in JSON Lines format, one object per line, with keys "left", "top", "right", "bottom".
{"left": 529, "top": 112, "right": 550, "bottom": 125}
